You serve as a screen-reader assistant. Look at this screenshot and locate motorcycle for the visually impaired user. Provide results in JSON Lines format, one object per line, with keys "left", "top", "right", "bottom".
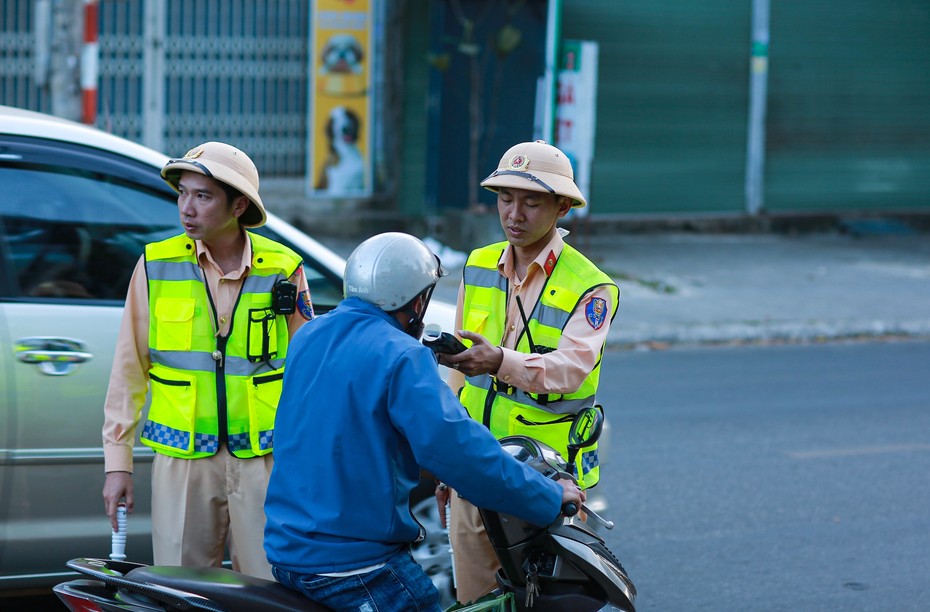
{"left": 53, "top": 405, "right": 633, "bottom": 612}
{"left": 478, "top": 405, "right": 637, "bottom": 611}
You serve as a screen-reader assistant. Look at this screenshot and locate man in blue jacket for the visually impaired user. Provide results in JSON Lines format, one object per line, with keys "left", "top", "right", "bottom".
{"left": 264, "top": 232, "right": 584, "bottom": 611}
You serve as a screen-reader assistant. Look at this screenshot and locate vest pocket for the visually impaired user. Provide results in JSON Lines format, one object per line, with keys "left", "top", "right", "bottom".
{"left": 153, "top": 298, "right": 195, "bottom": 352}
{"left": 247, "top": 370, "right": 283, "bottom": 455}
{"left": 144, "top": 367, "right": 197, "bottom": 455}
{"left": 464, "top": 309, "right": 489, "bottom": 338}
{"left": 508, "top": 407, "right": 575, "bottom": 442}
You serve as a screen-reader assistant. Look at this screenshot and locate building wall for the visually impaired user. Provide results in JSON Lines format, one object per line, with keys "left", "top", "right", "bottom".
{"left": 562, "top": 0, "right": 750, "bottom": 216}
{"left": 561, "top": 0, "right": 930, "bottom": 216}
{"left": 5, "top": 0, "right": 928, "bottom": 219}
{"left": 398, "top": 0, "right": 432, "bottom": 219}
{"left": 765, "top": 0, "right": 930, "bottom": 213}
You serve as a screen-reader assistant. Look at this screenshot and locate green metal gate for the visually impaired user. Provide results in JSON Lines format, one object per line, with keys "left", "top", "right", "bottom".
{"left": 561, "top": 0, "right": 930, "bottom": 216}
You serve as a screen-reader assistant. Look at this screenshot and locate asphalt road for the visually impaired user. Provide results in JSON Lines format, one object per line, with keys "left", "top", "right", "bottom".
{"left": 595, "top": 340, "right": 930, "bottom": 611}
{"left": 8, "top": 340, "right": 930, "bottom": 611}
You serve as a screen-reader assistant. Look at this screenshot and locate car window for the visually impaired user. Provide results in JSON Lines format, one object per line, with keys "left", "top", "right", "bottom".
{"left": 0, "top": 137, "right": 344, "bottom": 311}
{"left": 0, "top": 165, "right": 178, "bottom": 300}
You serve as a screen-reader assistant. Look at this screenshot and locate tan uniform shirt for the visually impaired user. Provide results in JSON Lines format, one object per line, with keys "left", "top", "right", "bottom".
{"left": 446, "top": 232, "right": 617, "bottom": 395}
{"left": 102, "top": 236, "right": 310, "bottom": 473}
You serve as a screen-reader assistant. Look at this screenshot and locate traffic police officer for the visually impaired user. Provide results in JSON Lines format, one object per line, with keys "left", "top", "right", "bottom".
{"left": 436, "top": 140, "right": 620, "bottom": 602}
{"left": 102, "top": 142, "right": 313, "bottom": 579}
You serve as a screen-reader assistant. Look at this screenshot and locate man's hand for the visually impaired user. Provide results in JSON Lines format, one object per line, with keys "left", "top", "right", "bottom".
{"left": 103, "top": 471, "right": 134, "bottom": 532}
{"left": 555, "top": 478, "right": 586, "bottom": 516}
{"left": 441, "top": 330, "right": 503, "bottom": 377}
{"left": 435, "top": 483, "right": 451, "bottom": 528}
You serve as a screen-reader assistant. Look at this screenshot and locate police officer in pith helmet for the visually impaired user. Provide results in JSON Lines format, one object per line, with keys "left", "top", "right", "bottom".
{"left": 436, "top": 140, "right": 621, "bottom": 602}
{"left": 102, "top": 142, "right": 315, "bottom": 579}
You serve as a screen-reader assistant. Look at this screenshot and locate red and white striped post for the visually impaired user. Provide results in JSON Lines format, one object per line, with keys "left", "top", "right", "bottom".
{"left": 80, "top": 0, "right": 99, "bottom": 125}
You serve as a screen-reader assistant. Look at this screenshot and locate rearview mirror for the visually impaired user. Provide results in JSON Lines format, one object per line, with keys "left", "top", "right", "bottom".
{"left": 566, "top": 405, "right": 604, "bottom": 472}
{"left": 568, "top": 405, "right": 604, "bottom": 451}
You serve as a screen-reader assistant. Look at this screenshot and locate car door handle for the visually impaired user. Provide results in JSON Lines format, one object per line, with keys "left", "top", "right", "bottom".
{"left": 14, "top": 337, "right": 94, "bottom": 376}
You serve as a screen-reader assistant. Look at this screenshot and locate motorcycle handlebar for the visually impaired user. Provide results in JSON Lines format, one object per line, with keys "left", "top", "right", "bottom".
{"left": 562, "top": 501, "right": 579, "bottom": 517}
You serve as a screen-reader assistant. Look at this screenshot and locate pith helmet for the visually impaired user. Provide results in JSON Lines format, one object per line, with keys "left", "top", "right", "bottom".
{"left": 161, "top": 142, "right": 267, "bottom": 228}
{"left": 480, "top": 140, "right": 586, "bottom": 208}
{"left": 344, "top": 232, "right": 446, "bottom": 312}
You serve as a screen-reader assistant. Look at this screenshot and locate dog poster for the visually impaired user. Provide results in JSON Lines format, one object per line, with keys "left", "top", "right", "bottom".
{"left": 308, "top": 0, "right": 372, "bottom": 197}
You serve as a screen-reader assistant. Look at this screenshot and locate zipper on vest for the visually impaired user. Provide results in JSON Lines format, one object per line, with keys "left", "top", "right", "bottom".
{"left": 216, "top": 335, "right": 229, "bottom": 451}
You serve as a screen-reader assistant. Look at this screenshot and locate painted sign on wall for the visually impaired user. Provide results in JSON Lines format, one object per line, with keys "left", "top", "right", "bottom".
{"left": 555, "top": 39, "right": 598, "bottom": 215}
{"left": 308, "top": 0, "right": 372, "bottom": 197}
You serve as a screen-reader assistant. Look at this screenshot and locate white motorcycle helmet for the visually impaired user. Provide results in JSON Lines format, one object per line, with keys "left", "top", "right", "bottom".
{"left": 344, "top": 232, "right": 446, "bottom": 314}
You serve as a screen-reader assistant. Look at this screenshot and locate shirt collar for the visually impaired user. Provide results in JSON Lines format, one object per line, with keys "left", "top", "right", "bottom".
{"left": 194, "top": 232, "right": 253, "bottom": 277}
{"left": 498, "top": 232, "right": 565, "bottom": 280}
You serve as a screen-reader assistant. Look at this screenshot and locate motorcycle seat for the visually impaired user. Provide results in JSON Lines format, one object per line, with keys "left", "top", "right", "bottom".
{"left": 126, "top": 565, "right": 330, "bottom": 612}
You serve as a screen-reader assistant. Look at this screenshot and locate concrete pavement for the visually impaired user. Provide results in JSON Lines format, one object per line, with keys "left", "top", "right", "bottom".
{"left": 318, "top": 227, "right": 930, "bottom": 349}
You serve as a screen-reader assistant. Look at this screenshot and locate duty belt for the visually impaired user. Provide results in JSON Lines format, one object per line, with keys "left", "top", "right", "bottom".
{"left": 473, "top": 373, "right": 591, "bottom": 415}
{"left": 492, "top": 377, "right": 516, "bottom": 395}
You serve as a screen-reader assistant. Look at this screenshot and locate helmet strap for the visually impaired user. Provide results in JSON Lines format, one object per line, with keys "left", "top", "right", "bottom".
{"left": 398, "top": 284, "right": 436, "bottom": 339}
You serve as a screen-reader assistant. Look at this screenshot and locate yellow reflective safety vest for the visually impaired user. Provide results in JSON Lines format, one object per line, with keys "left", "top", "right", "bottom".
{"left": 141, "top": 232, "right": 301, "bottom": 459}
{"left": 459, "top": 241, "right": 618, "bottom": 488}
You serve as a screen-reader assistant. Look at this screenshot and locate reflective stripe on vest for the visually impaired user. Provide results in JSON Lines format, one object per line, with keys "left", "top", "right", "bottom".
{"left": 459, "top": 241, "right": 618, "bottom": 488}
{"left": 141, "top": 232, "right": 301, "bottom": 459}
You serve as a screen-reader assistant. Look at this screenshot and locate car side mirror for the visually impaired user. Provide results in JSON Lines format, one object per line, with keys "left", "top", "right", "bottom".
{"left": 565, "top": 405, "right": 604, "bottom": 470}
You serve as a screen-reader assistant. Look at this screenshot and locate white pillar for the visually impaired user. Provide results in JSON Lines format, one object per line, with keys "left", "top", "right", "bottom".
{"left": 745, "top": 0, "right": 770, "bottom": 216}
{"left": 142, "top": 0, "right": 166, "bottom": 151}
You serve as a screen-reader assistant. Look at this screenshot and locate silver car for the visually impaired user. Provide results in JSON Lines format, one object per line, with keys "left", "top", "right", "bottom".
{"left": 0, "top": 105, "right": 455, "bottom": 601}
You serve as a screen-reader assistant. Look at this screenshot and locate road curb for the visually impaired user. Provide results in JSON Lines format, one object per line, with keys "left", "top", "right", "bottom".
{"left": 610, "top": 320, "right": 930, "bottom": 350}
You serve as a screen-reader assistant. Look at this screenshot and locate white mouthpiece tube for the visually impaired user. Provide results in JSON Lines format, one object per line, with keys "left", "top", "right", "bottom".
{"left": 110, "top": 504, "right": 127, "bottom": 561}
{"left": 423, "top": 323, "right": 442, "bottom": 340}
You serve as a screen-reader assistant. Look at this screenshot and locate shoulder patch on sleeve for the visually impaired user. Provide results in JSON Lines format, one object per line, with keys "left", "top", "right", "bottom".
{"left": 298, "top": 290, "right": 315, "bottom": 321}
{"left": 585, "top": 297, "right": 608, "bottom": 330}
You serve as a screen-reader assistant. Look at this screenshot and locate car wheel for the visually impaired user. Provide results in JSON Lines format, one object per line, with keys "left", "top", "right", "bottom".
{"left": 410, "top": 484, "right": 456, "bottom": 609}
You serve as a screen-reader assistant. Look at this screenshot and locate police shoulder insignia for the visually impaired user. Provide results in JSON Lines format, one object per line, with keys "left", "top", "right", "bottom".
{"left": 297, "top": 290, "right": 314, "bottom": 321}
{"left": 184, "top": 146, "right": 204, "bottom": 159}
{"left": 543, "top": 250, "right": 557, "bottom": 276}
{"left": 585, "top": 297, "right": 608, "bottom": 330}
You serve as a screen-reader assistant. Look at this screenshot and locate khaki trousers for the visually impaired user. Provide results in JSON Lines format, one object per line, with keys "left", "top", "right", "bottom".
{"left": 151, "top": 450, "right": 274, "bottom": 579}
{"left": 449, "top": 492, "right": 501, "bottom": 604}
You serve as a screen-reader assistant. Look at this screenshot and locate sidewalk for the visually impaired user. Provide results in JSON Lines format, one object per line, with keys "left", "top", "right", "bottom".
{"left": 318, "top": 228, "right": 930, "bottom": 349}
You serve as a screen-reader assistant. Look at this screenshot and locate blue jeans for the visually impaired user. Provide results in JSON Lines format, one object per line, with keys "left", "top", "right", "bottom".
{"left": 272, "top": 548, "right": 442, "bottom": 612}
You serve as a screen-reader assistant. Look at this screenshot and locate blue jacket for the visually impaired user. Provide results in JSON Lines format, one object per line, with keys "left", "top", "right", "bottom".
{"left": 264, "top": 298, "right": 563, "bottom": 574}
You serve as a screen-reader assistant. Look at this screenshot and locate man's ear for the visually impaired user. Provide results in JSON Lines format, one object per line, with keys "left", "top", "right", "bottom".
{"left": 556, "top": 196, "right": 573, "bottom": 218}
{"left": 231, "top": 195, "right": 250, "bottom": 219}
{"left": 415, "top": 292, "right": 430, "bottom": 317}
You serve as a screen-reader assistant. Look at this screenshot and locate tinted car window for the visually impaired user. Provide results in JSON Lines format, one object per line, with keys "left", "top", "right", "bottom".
{"left": 0, "top": 165, "right": 178, "bottom": 300}
{"left": 0, "top": 137, "right": 343, "bottom": 310}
